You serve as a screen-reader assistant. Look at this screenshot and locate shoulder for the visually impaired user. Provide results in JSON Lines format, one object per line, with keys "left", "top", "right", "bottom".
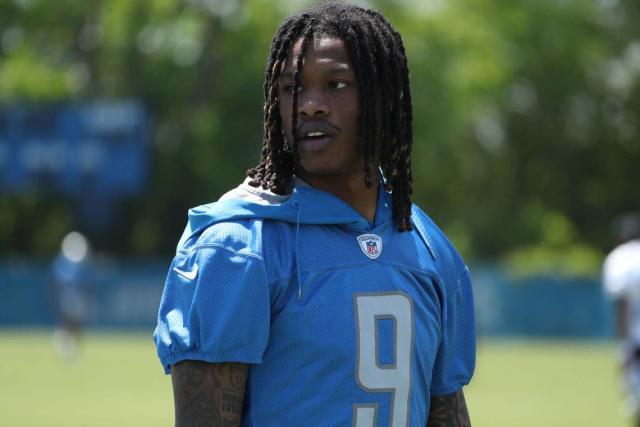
{"left": 604, "top": 241, "right": 639, "bottom": 278}
{"left": 603, "top": 240, "right": 640, "bottom": 293}
{"left": 179, "top": 216, "right": 266, "bottom": 260}
{"left": 410, "top": 204, "right": 469, "bottom": 289}
{"left": 175, "top": 207, "right": 296, "bottom": 276}
{"left": 605, "top": 240, "right": 640, "bottom": 266}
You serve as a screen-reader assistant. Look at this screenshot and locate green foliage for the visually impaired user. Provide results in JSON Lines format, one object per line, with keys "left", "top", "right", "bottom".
{"left": 0, "top": 47, "right": 69, "bottom": 99}
{"left": 502, "top": 211, "right": 604, "bottom": 277}
{"left": 504, "top": 243, "right": 603, "bottom": 278}
{"left": 1, "top": 0, "right": 639, "bottom": 267}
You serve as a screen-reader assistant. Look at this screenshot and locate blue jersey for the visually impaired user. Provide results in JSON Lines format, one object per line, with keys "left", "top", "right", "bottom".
{"left": 154, "top": 180, "right": 475, "bottom": 427}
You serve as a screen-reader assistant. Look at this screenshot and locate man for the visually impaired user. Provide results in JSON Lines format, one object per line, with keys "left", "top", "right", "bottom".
{"left": 154, "top": 3, "right": 475, "bottom": 426}
{"left": 50, "top": 230, "right": 93, "bottom": 361}
{"left": 603, "top": 214, "right": 640, "bottom": 425}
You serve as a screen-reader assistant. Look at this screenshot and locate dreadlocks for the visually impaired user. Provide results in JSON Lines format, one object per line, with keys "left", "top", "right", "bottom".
{"left": 246, "top": 1, "right": 414, "bottom": 231}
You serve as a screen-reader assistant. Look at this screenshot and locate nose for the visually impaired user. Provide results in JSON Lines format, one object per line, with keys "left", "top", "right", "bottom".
{"left": 298, "top": 89, "right": 330, "bottom": 118}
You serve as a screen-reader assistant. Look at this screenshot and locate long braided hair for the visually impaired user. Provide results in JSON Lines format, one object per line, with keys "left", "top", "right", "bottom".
{"left": 246, "top": 2, "right": 414, "bottom": 231}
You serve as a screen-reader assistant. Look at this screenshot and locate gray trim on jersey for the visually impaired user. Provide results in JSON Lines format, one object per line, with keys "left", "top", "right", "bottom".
{"left": 353, "top": 291, "right": 414, "bottom": 427}
{"left": 218, "top": 176, "right": 311, "bottom": 205}
{"left": 353, "top": 403, "right": 379, "bottom": 427}
{"left": 375, "top": 314, "right": 398, "bottom": 370}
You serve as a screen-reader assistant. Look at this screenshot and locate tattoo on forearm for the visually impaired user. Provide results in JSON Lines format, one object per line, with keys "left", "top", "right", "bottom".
{"left": 172, "top": 361, "right": 249, "bottom": 427}
{"left": 427, "top": 390, "right": 471, "bottom": 427}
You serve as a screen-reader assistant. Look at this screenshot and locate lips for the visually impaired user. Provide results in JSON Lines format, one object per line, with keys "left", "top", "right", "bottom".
{"left": 296, "top": 120, "right": 338, "bottom": 141}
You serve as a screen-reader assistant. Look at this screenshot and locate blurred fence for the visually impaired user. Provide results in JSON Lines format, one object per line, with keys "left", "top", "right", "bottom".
{"left": 473, "top": 265, "right": 614, "bottom": 338}
{"left": 0, "top": 258, "right": 165, "bottom": 329}
{"left": 0, "top": 259, "right": 614, "bottom": 338}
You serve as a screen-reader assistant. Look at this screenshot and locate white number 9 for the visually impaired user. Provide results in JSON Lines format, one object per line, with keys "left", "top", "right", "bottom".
{"left": 353, "top": 293, "right": 414, "bottom": 427}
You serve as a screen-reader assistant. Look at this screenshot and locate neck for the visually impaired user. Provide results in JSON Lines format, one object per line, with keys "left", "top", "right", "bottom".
{"left": 298, "top": 169, "right": 379, "bottom": 223}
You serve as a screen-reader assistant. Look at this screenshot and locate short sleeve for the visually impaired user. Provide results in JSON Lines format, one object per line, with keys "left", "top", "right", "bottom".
{"left": 602, "top": 251, "right": 634, "bottom": 299}
{"left": 603, "top": 257, "right": 625, "bottom": 298}
{"left": 430, "top": 267, "right": 476, "bottom": 395}
{"left": 153, "top": 245, "right": 270, "bottom": 374}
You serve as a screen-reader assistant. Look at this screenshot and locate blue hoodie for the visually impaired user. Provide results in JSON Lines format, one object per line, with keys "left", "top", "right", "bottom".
{"left": 154, "top": 178, "right": 475, "bottom": 427}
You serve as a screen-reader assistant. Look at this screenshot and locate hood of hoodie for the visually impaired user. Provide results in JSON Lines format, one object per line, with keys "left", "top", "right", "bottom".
{"left": 180, "top": 177, "right": 393, "bottom": 246}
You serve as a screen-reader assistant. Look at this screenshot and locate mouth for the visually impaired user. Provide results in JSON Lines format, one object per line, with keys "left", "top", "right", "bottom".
{"left": 298, "top": 132, "right": 334, "bottom": 151}
{"left": 296, "top": 122, "right": 338, "bottom": 151}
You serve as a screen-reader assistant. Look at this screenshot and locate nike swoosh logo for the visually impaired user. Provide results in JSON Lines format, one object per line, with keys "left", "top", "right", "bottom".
{"left": 173, "top": 264, "right": 198, "bottom": 281}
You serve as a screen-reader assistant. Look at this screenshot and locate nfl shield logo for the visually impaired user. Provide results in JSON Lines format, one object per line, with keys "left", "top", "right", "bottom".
{"left": 357, "top": 234, "right": 383, "bottom": 260}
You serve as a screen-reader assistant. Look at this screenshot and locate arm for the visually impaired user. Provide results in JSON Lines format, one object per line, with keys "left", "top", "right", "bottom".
{"left": 171, "top": 360, "right": 249, "bottom": 427}
{"left": 616, "top": 298, "right": 629, "bottom": 340}
{"left": 427, "top": 389, "right": 471, "bottom": 427}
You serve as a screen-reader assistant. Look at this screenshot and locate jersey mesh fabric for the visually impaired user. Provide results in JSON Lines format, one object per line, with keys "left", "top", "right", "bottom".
{"left": 154, "top": 185, "right": 475, "bottom": 426}
{"left": 154, "top": 220, "right": 270, "bottom": 372}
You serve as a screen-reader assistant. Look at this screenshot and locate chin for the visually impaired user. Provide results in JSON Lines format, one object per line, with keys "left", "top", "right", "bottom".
{"left": 297, "top": 158, "right": 337, "bottom": 176}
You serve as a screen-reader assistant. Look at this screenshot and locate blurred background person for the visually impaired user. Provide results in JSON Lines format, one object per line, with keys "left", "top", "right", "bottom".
{"left": 603, "top": 213, "right": 640, "bottom": 424}
{"left": 49, "top": 231, "right": 94, "bottom": 361}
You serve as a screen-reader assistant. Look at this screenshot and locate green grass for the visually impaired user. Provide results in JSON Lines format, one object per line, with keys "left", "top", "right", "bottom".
{"left": 0, "top": 330, "right": 173, "bottom": 427}
{"left": 0, "top": 331, "right": 632, "bottom": 426}
{"left": 466, "top": 339, "right": 630, "bottom": 427}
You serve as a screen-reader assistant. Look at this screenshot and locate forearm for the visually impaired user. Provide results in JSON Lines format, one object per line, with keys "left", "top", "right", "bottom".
{"left": 616, "top": 298, "right": 629, "bottom": 340}
{"left": 427, "top": 389, "right": 471, "bottom": 427}
{"left": 172, "top": 360, "right": 249, "bottom": 427}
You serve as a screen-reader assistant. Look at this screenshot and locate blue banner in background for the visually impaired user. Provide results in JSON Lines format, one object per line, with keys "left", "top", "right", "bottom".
{"left": 0, "top": 259, "right": 615, "bottom": 338}
{"left": 0, "top": 101, "right": 148, "bottom": 197}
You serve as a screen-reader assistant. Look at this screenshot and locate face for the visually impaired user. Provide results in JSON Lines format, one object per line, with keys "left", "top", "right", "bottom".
{"left": 279, "top": 35, "right": 361, "bottom": 179}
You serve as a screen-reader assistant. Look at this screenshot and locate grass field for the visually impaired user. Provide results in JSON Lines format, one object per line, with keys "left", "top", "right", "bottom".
{"left": 467, "top": 340, "right": 629, "bottom": 427}
{"left": 0, "top": 330, "right": 632, "bottom": 426}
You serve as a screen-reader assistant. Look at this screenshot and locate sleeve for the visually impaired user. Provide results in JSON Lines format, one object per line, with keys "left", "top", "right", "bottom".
{"left": 153, "top": 245, "right": 271, "bottom": 374}
{"left": 602, "top": 252, "right": 629, "bottom": 299}
{"left": 430, "top": 266, "right": 476, "bottom": 395}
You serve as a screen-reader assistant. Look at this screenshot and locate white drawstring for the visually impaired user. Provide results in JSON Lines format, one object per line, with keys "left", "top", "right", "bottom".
{"left": 294, "top": 200, "right": 303, "bottom": 301}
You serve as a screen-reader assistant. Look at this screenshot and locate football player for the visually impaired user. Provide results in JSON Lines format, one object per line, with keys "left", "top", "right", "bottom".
{"left": 154, "top": 2, "right": 475, "bottom": 426}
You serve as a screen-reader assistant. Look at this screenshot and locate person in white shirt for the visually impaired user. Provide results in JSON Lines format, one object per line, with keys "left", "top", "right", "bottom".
{"left": 603, "top": 213, "right": 640, "bottom": 424}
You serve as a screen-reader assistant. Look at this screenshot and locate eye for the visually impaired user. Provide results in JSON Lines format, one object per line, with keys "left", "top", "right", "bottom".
{"left": 329, "top": 81, "right": 348, "bottom": 90}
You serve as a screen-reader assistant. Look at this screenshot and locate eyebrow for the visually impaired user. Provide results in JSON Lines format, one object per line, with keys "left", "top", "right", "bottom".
{"left": 280, "top": 63, "right": 353, "bottom": 79}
